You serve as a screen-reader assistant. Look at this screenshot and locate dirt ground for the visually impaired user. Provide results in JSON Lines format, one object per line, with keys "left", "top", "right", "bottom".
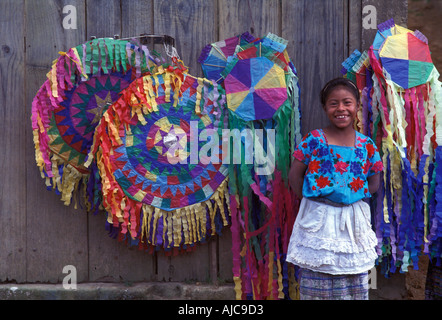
{"left": 404, "top": 0, "right": 442, "bottom": 300}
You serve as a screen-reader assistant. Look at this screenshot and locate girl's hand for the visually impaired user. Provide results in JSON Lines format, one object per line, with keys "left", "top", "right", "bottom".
{"left": 367, "top": 172, "right": 381, "bottom": 195}
{"left": 289, "top": 159, "right": 307, "bottom": 199}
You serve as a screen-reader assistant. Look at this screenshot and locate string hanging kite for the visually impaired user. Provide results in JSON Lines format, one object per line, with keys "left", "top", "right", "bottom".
{"left": 341, "top": 19, "right": 442, "bottom": 276}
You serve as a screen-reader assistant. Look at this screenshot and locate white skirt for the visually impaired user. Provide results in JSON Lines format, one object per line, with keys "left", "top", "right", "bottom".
{"left": 286, "top": 197, "right": 378, "bottom": 275}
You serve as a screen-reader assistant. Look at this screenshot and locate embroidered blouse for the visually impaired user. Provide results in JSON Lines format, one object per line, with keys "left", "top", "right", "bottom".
{"left": 293, "top": 129, "right": 383, "bottom": 205}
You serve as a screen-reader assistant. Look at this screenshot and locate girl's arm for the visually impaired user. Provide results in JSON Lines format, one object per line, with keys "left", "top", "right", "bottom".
{"left": 289, "top": 159, "right": 307, "bottom": 199}
{"left": 367, "top": 172, "right": 381, "bottom": 195}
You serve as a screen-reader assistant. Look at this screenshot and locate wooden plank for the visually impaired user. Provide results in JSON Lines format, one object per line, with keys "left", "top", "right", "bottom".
{"left": 156, "top": 244, "right": 212, "bottom": 282}
{"left": 0, "top": 0, "right": 26, "bottom": 283}
{"left": 24, "top": 0, "right": 89, "bottom": 283}
{"left": 121, "top": 0, "right": 163, "bottom": 61}
{"left": 218, "top": 0, "right": 280, "bottom": 39}
{"left": 88, "top": 212, "right": 156, "bottom": 282}
{"left": 86, "top": 0, "right": 122, "bottom": 39}
{"left": 218, "top": 228, "right": 233, "bottom": 283}
{"left": 348, "top": 0, "right": 362, "bottom": 54}
{"left": 121, "top": 0, "right": 154, "bottom": 38}
{"left": 87, "top": 0, "right": 156, "bottom": 283}
{"left": 153, "top": 0, "right": 217, "bottom": 77}
{"left": 282, "top": 0, "right": 347, "bottom": 135}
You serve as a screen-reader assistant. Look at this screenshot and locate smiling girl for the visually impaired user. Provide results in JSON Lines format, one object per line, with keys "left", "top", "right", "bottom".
{"left": 287, "top": 78, "right": 384, "bottom": 300}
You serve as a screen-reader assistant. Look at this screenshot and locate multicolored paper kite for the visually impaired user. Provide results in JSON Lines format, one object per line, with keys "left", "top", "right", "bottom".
{"left": 198, "top": 32, "right": 255, "bottom": 84}
{"left": 223, "top": 56, "right": 287, "bottom": 121}
{"left": 216, "top": 33, "right": 302, "bottom": 300}
{"left": 371, "top": 18, "right": 411, "bottom": 60}
{"left": 88, "top": 68, "right": 230, "bottom": 251}
{"left": 221, "top": 35, "right": 291, "bottom": 122}
{"left": 31, "top": 38, "right": 158, "bottom": 210}
{"left": 341, "top": 19, "right": 442, "bottom": 276}
{"left": 380, "top": 32, "right": 434, "bottom": 89}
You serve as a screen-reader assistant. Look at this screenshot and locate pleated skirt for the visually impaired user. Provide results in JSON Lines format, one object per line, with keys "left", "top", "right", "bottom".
{"left": 299, "top": 268, "right": 369, "bottom": 300}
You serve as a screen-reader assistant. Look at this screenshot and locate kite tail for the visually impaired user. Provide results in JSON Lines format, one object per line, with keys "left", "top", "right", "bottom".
{"left": 228, "top": 66, "right": 301, "bottom": 300}
{"left": 344, "top": 45, "right": 442, "bottom": 274}
{"left": 106, "top": 178, "right": 231, "bottom": 252}
{"left": 427, "top": 68, "right": 442, "bottom": 265}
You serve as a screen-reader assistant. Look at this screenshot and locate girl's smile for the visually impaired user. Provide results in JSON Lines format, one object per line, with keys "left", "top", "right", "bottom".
{"left": 323, "top": 87, "right": 358, "bottom": 130}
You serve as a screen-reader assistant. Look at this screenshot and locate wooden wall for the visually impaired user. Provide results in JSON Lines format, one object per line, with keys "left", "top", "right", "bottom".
{"left": 0, "top": 0, "right": 406, "bottom": 284}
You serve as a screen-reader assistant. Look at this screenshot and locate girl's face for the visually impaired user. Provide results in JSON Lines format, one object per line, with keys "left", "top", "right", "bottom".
{"left": 323, "top": 86, "right": 358, "bottom": 130}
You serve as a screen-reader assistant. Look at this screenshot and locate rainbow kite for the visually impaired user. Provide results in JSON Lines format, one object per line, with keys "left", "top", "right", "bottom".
{"left": 209, "top": 33, "right": 302, "bottom": 300}
{"left": 198, "top": 32, "right": 255, "bottom": 84}
{"left": 31, "top": 38, "right": 159, "bottom": 211}
{"left": 87, "top": 66, "right": 230, "bottom": 252}
{"left": 341, "top": 19, "right": 442, "bottom": 276}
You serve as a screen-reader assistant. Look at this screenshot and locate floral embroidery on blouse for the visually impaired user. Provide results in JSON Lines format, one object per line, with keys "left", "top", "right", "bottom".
{"left": 293, "top": 129, "right": 383, "bottom": 204}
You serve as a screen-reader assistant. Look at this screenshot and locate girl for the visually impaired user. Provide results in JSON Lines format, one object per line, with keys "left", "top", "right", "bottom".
{"left": 287, "top": 78, "right": 383, "bottom": 300}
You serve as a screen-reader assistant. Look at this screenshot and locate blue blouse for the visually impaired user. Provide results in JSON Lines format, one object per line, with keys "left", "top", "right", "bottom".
{"left": 293, "top": 129, "right": 383, "bottom": 204}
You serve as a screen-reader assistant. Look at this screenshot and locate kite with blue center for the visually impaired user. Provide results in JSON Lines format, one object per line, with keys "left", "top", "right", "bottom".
{"left": 89, "top": 67, "right": 230, "bottom": 252}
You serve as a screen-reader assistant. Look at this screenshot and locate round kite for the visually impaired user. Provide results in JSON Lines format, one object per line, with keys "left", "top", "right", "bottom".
{"left": 372, "top": 18, "right": 411, "bottom": 60}
{"left": 218, "top": 33, "right": 302, "bottom": 300}
{"left": 198, "top": 32, "right": 255, "bottom": 84}
{"left": 31, "top": 37, "right": 158, "bottom": 209}
{"left": 341, "top": 19, "right": 442, "bottom": 276}
{"left": 379, "top": 32, "right": 434, "bottom": 89}
{"left": 89, "top": 69, "right": 230, "bottom": 250}
{"left": 222, "top": 39, "right": 289, "bottom": 122}
{"left": 223, "top": 57, "right": 287, "bottom": 121}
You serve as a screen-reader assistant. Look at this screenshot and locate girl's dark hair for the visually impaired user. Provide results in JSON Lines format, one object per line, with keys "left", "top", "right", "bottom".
{"left": 320, "top": 78, "right": 360, "bottom": 106}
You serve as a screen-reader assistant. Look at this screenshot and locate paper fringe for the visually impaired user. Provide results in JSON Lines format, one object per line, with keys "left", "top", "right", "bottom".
{"left": 343, "top": 46, "right": 442, "bottom": 274}
{"left": 31, "top": 38, "right": 159, "bottom": 209}
{"left": 87, "top": 67, "right": 232, "bottom": 252}
{"left": 228, "top": 65, "right": 301, "bottom": 300}
{"left": 108, "top": 178, "right": 231, "bottom": 251}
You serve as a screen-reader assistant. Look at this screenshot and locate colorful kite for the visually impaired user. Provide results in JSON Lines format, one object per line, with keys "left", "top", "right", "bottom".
{"left": 341, "top": 19, "right": 442, "bottom": 276}
{"left": 223, "top": 56, "right": 287, "bottom": 121}
{"left": 198, "top": 32, "right": 255, "bottom": 84}
{"left": 216, "top": 33, "right": 302, "bottom": 300}
{"left": 380, "top": 32, "right": 434, "bottom": 89}
{"left": 31, "top": 38, "right": 158, "bottom": 211}
{"left": 88, "top": 67, "right": 230, "bottom": 252}
{"left": 222, "top": 35, "right": 291, "bottom": 122}
{"left": 371, "top": 18, "right": 411, "bottom": 60}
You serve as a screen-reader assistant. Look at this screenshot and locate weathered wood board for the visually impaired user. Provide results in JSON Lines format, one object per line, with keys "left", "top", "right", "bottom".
{"left": 0, "top": 0, "right": 407, "bottom": 284}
